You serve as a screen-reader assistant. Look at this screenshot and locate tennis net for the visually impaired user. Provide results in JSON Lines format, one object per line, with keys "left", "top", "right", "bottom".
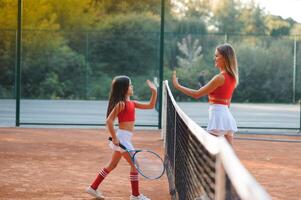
{"left": 162, "top": 81, "right": 271, "bottom": 200}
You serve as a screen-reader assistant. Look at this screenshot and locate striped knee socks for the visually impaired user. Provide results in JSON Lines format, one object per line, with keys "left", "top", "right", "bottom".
{"left": 91, "top": 168, "right": 110, "bottom": 190}
{"left": 130, "top": 171, "right": 140, "bottom": 196}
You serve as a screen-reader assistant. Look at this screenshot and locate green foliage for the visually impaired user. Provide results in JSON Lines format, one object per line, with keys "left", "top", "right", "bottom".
{"left": 89, "top": 13, "right": 160, "bottom": 78}
{"left": 22, "top": 40, "right": 87, "bottom": 99}
{"left": 212, "top": 0, "right": 243, "bottom": 33}
{"left": 0, "top": 0, "right": 300, "bottom": 103}
{"left": 0, "top": 0, "right": 17, "bottom": 29}
{"left": 239, "top": 3, "right": 266, "bottom": 34}
{"left": 171, "top": 17, "right": 207, "bottom": 34}
{"left": 290, "top": 24, "right": 301, "bottom": 36}
{"left": 86, "top": 73, "right": 112, "bottom": 100}
{"left": 164, "top": 18, "right": 207, "bottom": 69}
{"left": 233, "top": 38, "right": 293, "bottom": 102}
{"left": 0, "top": 30, "right": 15, "bottom": 98}
{"left": 88, "top": 0, "right": 165, "bottom": 17}
{"left": 265, "top": 15, "right": 291, "bottom": 36}
{"left": 176, "top": 35, "right": 203, "bottom": 68}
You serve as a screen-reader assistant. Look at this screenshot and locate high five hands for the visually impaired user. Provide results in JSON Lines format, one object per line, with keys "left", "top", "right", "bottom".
{"left": 146, "top": 80, "right": 157, "bottom": 92}
{"left": 172, "top": 71, "right": 179, "bottom": 88}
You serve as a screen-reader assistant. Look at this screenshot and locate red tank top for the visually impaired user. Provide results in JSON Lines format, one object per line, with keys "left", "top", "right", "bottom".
{"left": 208, "top": 72, "right": 236, "bottom": 105}
{"left": 118, "top": 101, "right": 135, "bottom": 123}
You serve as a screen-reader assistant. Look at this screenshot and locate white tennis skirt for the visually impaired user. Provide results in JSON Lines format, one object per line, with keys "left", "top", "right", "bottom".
{"left": 207, "top": 104, "right": 238, "bottom": 136}
{"left": 109, "top": 129, "right": 135, "bottom": 152}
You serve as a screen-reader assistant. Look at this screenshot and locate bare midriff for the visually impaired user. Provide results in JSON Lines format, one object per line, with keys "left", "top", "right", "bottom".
{"left": 208, "top": 96, "right": 231, "bottom": 105}
{"left": 119, "top": 121, "right": 135, "bottom": 132}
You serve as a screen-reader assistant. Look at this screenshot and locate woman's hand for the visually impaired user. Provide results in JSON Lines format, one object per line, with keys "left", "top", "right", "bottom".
{"left": 172, "top": 70, "right": 179, "bottom": 88}
{"left": 146, "top": 80, "right": 157, "bottom": 92}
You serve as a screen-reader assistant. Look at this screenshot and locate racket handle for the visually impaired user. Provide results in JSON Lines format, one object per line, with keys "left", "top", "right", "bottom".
{"left": 108, "top": 137, "right": 127, "bottom": 150}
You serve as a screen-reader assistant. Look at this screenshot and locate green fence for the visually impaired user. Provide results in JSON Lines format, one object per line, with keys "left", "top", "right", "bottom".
{"left": 0, "top": 29, "right": 301, "bottom": 128}
{"left": 0, "top": 0, "right": 300, "bottom": 129}
{"left": 164, "top": 33, "right": 301, "bottom": 103}
{"left": 2, "top": 31, "right": 300, "bottom": 102}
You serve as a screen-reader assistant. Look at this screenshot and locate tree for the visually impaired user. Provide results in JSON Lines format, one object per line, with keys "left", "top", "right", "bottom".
{"left": 212, "top": 0, "right": 243, "bottom": 34}
{"left": 240, "top": 1, "right": 266, "bottom": 34}
{"left": 290, "top": 23, "right": 301, "bottom": 36}
{"left": 88, "top": 13, "right": 160, "bottom": 77}
{"left": 0, "top": 1, "right": 17, "bottom": 98}
{"left": 17, "top": 0, "right": 89, "bottom": 99}
{"left": 265, "top": 15, "right": 291, "bottom": 36}
{"left": 171, "top": 0, "right": 211, "bottom": 20}
{"left": 89, "top": 0, "right": 162, "bottom": 15}
{"left": 176, "top": 34, "right": 203, "bottom": 68}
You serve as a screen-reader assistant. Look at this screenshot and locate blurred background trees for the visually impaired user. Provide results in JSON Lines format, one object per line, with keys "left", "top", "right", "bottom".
{"left": 0, "top": 0, "right": 300, "bottom": 102}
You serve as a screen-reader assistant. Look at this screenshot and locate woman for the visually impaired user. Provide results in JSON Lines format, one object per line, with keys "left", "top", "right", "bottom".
{"left": 172, "top": 43, "right": 238, "bottom": 145}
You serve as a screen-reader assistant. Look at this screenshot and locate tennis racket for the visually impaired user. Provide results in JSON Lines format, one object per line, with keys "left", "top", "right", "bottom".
{"left": 108, "top": 137, "right": 165, "bottom": 180}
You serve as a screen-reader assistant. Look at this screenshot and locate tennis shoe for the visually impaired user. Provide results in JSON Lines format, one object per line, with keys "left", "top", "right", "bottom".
{"left": 86, "top": 186, "right": 105, "bottom": 199}
{"left": 130, "top": 194, "right": 151, "bottom": 200}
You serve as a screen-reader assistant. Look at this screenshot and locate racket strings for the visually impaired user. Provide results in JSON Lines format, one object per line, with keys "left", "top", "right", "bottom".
{"left": 133, "top": 151, "right": 165, "bottom": 179}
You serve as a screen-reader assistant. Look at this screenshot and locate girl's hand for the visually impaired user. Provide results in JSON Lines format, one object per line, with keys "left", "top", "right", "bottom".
{"left": 172, "top": 71, "right": 179, "bottom": 87}
{"left": 112, "top": 137, "right": 119, "bottom": 146}
{"left": 146, "top": 80, "right": 157, "bottom": 92}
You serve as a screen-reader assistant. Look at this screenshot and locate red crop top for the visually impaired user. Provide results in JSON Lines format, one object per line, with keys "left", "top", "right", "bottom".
{"left": 208, "top": 72, "right": 236, "bottom": 105}
{"left": 118, "top": 101, "right": 135, "bottom": 123}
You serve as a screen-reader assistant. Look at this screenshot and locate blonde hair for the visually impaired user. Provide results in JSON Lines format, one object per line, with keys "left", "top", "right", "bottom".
{"left": 217, "top": 43, "right": 239, "bottom": 86}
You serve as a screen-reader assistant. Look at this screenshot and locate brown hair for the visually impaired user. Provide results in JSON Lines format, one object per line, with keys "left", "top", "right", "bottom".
{"left": 217, "top": 43, "right": 239, "bottom": 86}
{"left": 106, "top": 75, "right": 131, "bottom": 118}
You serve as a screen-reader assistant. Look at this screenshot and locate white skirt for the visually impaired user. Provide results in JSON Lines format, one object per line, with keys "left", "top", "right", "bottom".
{"left": 109, "top": 129, "right": 135, "bottom": 152}
{"left": 207, "top": 104, "right": 238, "bottom": 136}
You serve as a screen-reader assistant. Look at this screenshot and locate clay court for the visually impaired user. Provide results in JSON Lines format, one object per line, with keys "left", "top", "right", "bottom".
{"left": 0, "top": 128, "right": 300, "bottom": 200}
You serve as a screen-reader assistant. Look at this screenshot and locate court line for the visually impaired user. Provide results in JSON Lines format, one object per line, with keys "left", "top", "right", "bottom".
{"left": 235, "top": 137, "right": 301, "bottom": 143}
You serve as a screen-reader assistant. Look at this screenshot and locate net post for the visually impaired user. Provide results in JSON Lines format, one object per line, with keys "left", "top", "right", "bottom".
{"left": 172, "top": 83, "right": 178, "bottom": 199}
{"left": 215, "top": 154, "right": 226, "bottom": 200}
{"left": 161, "top": 81, "right": 168, "bottom": 143}
{"left": 173, "top": 99, "right": 177, "bottom": 188}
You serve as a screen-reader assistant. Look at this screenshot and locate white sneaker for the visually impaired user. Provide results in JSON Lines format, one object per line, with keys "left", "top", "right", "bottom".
{"left": 130, "top": 194, "right": 151, "bottom": 200}
{"left": 86, "top": 186, "right": 105, "bottom": 199}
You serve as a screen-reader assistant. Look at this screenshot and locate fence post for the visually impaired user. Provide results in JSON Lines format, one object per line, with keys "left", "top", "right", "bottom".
{"left": 293, "top": 37, "right": 297, "bottom": 103}
{"left": 158, "top": 0, "right": 165, "bottom": 129}
{"left": 85, "top": 31, "right": 89, "bottom": 99}
{"left": 15, "top": 0, "right": 23, "bottom": 127}
{"left": 299, "top": 99, "right": 301, "bottom": 132}
{"left": 224, "top": 33, "right": 228, "bottom": 43}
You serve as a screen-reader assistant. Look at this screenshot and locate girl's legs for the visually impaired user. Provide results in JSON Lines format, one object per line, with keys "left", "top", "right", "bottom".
{"left": 90, "top": 151, "right": 122, "bottom": 190}
{"left": 122, "top": 152, "right": 140, "bottom": 197}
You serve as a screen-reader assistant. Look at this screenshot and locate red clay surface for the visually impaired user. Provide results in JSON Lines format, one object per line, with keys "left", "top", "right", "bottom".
{"left": 0, "top": 128, "right": 300, "bottom": 200}
{"left": 234, "top": 134, "right": 301, "bottom": 200}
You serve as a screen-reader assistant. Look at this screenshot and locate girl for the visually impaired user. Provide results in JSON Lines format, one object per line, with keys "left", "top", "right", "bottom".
{"left": 86, "top": 75, "right": 157, "bottom": 200}
{"left": 172, "top": 43, "right": 238, "bottom": 145}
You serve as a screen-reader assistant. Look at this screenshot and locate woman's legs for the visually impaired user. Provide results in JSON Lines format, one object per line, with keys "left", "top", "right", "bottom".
{"left": 90, "top": 151, "right": 122, "bottom": 190}
{"left": 122, "top": 152, "right": 140, "bottom": 197}
{"left": 208, "top": 130, "right": 234, "bottom": 145}
{"left": 224, "top": 132, "right": 234, "bottom": 145}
